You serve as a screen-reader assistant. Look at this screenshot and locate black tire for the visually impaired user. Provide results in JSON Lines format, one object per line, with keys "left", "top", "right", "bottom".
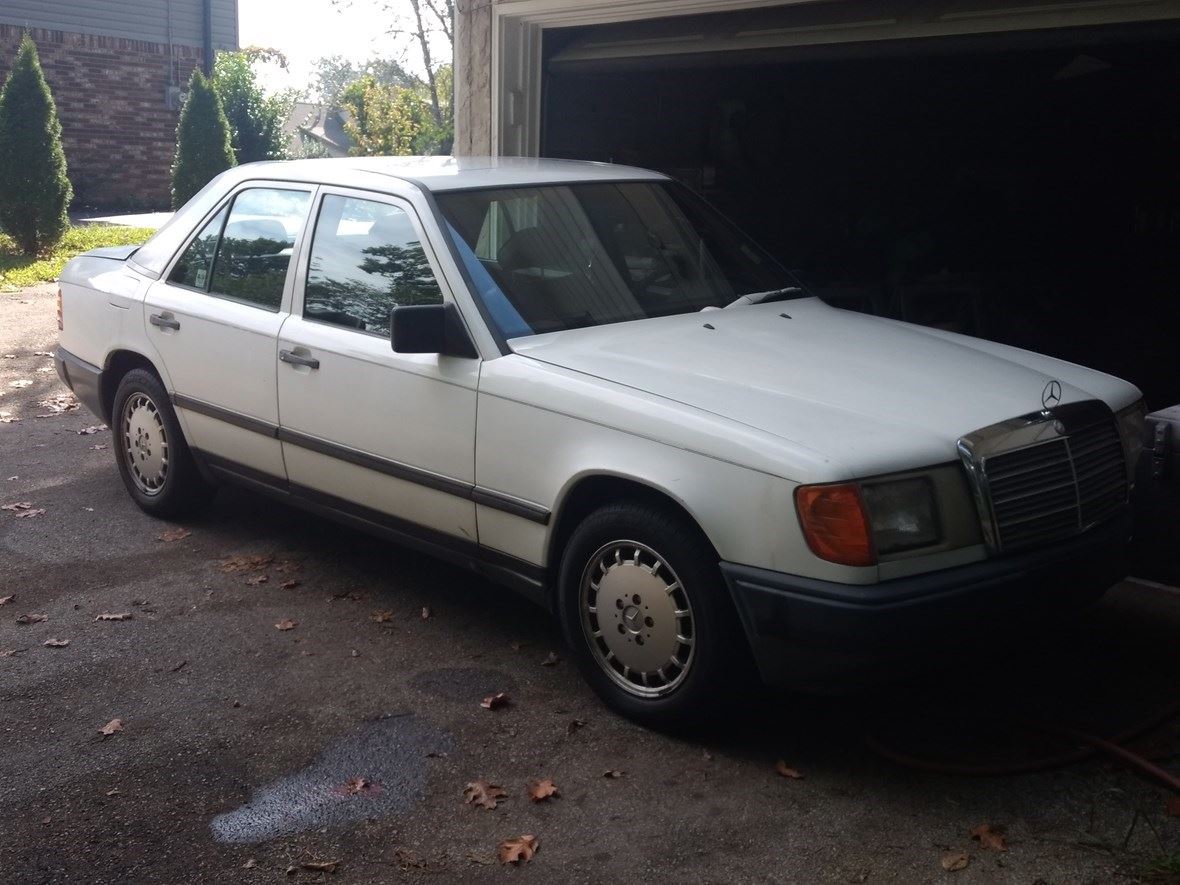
{"left": 557, "top": 500, "right": 752, "bottom": 731}
{"left": 111, "top": 368, "right": 214, "bottom": 518}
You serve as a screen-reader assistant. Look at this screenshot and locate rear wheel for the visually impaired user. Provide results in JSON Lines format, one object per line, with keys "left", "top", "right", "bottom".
{"left": 557, "top": 500, "right": 750, "bottom": 730}
{"left": 111, "top": 368, "right": 214, "bottom": 518}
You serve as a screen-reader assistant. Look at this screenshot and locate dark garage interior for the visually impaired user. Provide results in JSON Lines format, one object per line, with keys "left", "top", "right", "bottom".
{"left": 541, "top": 18, "right": 1180, "bottom": 411}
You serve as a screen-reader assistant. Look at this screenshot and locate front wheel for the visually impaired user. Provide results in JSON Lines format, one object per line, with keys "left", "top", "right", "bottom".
{"left": 557, "top": 501, "right": 750, "bottom": 730}
{"left": 111, "top": 368, "right": 214, "bottom": 518}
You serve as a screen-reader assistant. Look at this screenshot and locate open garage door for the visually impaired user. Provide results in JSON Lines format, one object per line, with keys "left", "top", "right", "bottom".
{"left": 540, "top": 1, "right": 1180, "bottom": 410}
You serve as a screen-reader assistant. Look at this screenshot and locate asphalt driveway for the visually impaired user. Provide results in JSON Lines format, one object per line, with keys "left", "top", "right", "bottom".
{"left": 3, "top": 285, "right": 1180, "bottom": 884}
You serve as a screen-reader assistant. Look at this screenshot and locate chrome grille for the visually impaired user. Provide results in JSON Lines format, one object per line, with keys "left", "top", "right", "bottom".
{"left": 958, "top": 401, "right": 1128, "bottom": 553}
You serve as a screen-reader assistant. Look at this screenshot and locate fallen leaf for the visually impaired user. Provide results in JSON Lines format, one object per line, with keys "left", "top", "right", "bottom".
{"left": 464, "top": 779, "right": 508, "bottom": 810}
{"left": 95, "top": 612, "right": 133, "bottom": 621}
{"left": 1, "top": 501, "right": 33, "bottom": 511}
{"left": 481, "top": 692, "right": 510, "bottom": 710}
{"left": 35, "top": 393, "right": 78, "bottom": 415}
{"left": 541, "top": 652, "right": 560, "bottom": 667}
{"left": 105, "top": 788, "right": 120, "bottom": 797}
{"left": 220, "top": 554, "right": 273, "bottom": 573}
{"left": 774, "top": 760, "right": 803, "bottom": 780}
{"left": 275, "top": 619, "right": 298, "bottom": 631}
{"left": 421, "top": 606, "right": 431, "bottom": 620}
{"left": 300, "top": 860, "right": 339, "bottom": 873}
{"left": 567, "top": 718, "right": 587, "bottom": 735}
{"left": 33, "top": 351, "right": 53, "bottom": 356}
{"left": 940, "top": 851, "right": 969, "bottom": 872}
{"left": 279, "top": 579, "right": 299, "bottom": 590}
{"left": 370, "top": 610, "right": 394, "bottom": 623}
{"left": 243, "top": 859, "right": 256, "bottom": 869}
{"left": 970, "top": 823, "right": 1007, "bottom": 852}
{"left": 498, "top": 835, "right": 538, "bottom": 865}
{"left": 602, "top": 769, "right": 625, "bottom": 779}
{"left": 43, "top": 638, "right": 70, "bottom": 647}
{"left": 158, "top": 528, "right": 190, "bottom": 542}
{"left": 16, "top": 613, "right": 47, "bottom": 625}
{"left": 0, "top": 595, "right": 12, "bottom": 606}
{"left": 245, "top": 574, "right": 268, "bottom": 586}
{"left": 0, "top": 412, "right": 18, "bottom": 423}
{"left": 0, "top": 648, "right": 25, "bottom": 657}
{"left": 526, "top": 778, "right": 559, "bottom": 802}
{"left": 8, "top": 379, "right": 32, "bottom": 388}
{"left": 89, "top": 444, "right": 107, "bottom": 451}
{"left": 14, "top": 508, "right": 44, "bottom": 519}
{"left": 99, "top": 718, "right": 123, "bottom": 736}
{"left": 1168, "top": 795, "right": 1180, "bottom": 817}
{"left": 342, "top": 777, "right": 374, "bottom": 795}
{"left": 77, "top": 424, "right": 107, "bottom": 435}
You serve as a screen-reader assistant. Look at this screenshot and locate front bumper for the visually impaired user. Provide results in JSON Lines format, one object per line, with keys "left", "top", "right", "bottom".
{"left": 54, "top": 347, "right": 106, "bottom": 422}
{"left": 722, "top": 508, "right": 1133, "bottom": 688}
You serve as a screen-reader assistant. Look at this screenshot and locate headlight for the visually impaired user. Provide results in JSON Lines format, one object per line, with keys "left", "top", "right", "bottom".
{"left": 861, "top": 477, "right": 941, "bottom": 555}
{"left": 1116, "top": 399, "right": 1148, "bottom": 485}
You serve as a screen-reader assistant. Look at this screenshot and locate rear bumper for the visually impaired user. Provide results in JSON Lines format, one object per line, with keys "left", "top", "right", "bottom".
{"left": 54, "top": 347, "right": 106, "bottom": 422}
{"left": 722, "top": 508, "right": 1133, "bottom": 688}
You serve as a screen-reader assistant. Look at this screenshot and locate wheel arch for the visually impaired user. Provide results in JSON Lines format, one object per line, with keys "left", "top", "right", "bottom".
{"left": 101, "top": 350, "right": 165, "bottom": 424}
{"left": 545, "top": 472, "right": 721, "bottom": 606}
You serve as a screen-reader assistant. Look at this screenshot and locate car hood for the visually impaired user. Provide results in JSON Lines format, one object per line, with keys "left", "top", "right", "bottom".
{"left": 509, "top": 298, "right": 1139, "bottom": 480}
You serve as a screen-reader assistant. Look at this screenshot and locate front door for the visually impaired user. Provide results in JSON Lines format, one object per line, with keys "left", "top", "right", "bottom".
{"left": 276, "top": 189, "right": 480, "bottom": 543}
{"left": 143, "top": 184, "right": 314, "bottom": 478}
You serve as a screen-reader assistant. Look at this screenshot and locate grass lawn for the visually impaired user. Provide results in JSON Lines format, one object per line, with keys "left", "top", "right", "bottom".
{"left": 0, "top": 225, "right": 155, "bottom": 291}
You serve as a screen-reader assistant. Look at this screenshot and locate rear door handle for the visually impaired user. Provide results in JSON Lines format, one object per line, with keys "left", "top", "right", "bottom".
{"left": 279, "top": 349, "right": 320, "bottom": 370}
{"left": 149, "top": 312, "right": 180, "bottom": 331}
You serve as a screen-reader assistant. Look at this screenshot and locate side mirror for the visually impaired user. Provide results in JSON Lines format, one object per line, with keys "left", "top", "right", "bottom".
{"left": 391, "top": 303, "right": 478, "bottom": 358}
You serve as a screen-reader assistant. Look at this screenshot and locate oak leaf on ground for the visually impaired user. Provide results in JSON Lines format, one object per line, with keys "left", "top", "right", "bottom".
{"left": 940, "top": 851, "right": 969, "bottom": 872}
{"left": 99, "top": 718, "right": 123, "bottom": 736}
{"left": 464, "top": 779, "right": 507, "bottom": 811}
{"left": 157, "top": 528, "right": 190, "bottom": 542}
{"left": 275, "top": 619, "right": 298, "bottom": 631}
{"left": 16, "top": 613, "right": 47, "bottom": 625}
{"left": 774, "top": 760, "right": 803, "bottom": 779}
{"left": 95, "top": 612, "right": 133, "bottom": 621}
{"left": 526, "top": 778, "right": 559, "bottom": 802}
{"left": 371, "top": 610, "right": 394, "bottom": 623}
{"left": 0, "top": 595, "right": 12, "bottom": 605}
{"left": 970, "top": 823, "right": 1007, "bottom": 851}
{"left": 43, "top": 638, "right": 70, "bottom": 647}
{"left": 498, "top": 835, "right": 538, "bottom": 865}
{"left": 480, "top": 692, "right": 510, "bottom": 710}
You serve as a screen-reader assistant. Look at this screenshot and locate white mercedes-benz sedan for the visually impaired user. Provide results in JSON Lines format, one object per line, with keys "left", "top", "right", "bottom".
{"left": 56, "top": 156, "right": 1147, "bottom": 727}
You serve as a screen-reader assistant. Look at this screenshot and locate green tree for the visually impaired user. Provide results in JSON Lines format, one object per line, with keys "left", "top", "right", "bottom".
{"left": 212, "top": 50, "right": 290, "bottom": 164}
{"left": 0, "top": 35, "right": 72, "bottom": 255}
{"left": 171, "top": 69, "right": 236, "bottom": 209}
{"left": 339, "top": 68, "right": 452, "bottom": 157}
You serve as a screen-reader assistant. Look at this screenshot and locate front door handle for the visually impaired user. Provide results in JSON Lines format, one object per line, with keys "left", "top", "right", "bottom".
{"left": 279, "top": 349, "right": 320, "bottom": 370}
{"left": 149, "top": 312, "right": 180, "bottom": 331}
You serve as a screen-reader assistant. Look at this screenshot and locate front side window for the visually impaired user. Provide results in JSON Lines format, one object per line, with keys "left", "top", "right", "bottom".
{"left": 303, "top": 195, "right": 443, "bottom": 336}
{"left": 169, "top": 205, "right": 227, "bottom": 290}
{"left": 436, "top": 182, "right": 799, "bottom": 338}
{"left": 167, "top": 187, "right": 311, "bottom": 311}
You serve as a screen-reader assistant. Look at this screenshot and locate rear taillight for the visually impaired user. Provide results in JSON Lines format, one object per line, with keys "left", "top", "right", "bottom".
{"left": 56, "top": 287, "right": 63, "bottom": 331}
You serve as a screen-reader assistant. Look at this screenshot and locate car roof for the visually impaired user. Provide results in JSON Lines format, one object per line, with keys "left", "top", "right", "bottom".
{"left": 228, "top": 155, "right": 668, "bottom": 192}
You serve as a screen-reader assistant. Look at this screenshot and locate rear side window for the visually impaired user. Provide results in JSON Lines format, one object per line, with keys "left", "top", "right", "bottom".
{"left": 167, "top": 187, "right": 311, "bottom": 311}
{"left": 303, "top": 195, "right": 443, "bottom": 335}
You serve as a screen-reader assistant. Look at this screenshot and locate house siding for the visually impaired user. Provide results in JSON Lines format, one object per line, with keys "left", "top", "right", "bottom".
{"left": 0, "top": 0, "right": 237, "bottom": 49}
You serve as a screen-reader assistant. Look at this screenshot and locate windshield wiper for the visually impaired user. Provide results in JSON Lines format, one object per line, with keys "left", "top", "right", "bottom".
{"left": 723, "top": 287, "right": 803, "bottom": 309}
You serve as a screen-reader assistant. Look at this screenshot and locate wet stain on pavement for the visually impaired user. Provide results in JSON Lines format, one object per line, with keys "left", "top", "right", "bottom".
{"left": 210, "top": 712, "right": 452, "bottom": 843}
{"left": 409, "top": 666, "right": 517, "bottom": 702}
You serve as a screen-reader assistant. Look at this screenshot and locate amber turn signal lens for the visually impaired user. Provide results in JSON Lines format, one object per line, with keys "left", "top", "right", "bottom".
{"left": 795, "top": 482, "right": 876, "bottom": 567}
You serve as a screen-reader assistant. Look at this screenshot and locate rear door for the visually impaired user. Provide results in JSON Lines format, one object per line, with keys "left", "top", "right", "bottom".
{"left": 276, "top": 188, "right": 480, "bottom": 543}
{"left": 143, "top": 184, "right": 314, "bottom": 478}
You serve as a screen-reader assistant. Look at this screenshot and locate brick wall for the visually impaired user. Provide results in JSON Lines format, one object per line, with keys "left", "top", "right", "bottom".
{"left": 0, "top": 25, "right": 202, "bottom": 209}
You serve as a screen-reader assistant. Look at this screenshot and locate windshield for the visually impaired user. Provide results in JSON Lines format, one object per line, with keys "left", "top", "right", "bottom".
{"left": 435, "top": 181, "right": 800, "bottom": 338}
